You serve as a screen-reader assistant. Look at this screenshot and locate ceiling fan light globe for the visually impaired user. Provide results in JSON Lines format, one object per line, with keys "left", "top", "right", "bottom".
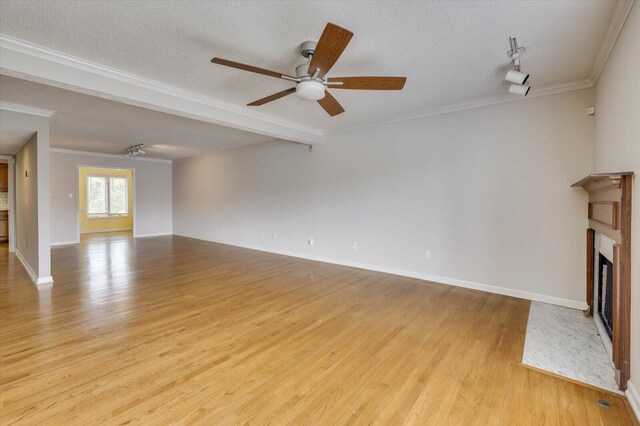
{"left": 296, "top": 80, "right": 325, "bottom": 101}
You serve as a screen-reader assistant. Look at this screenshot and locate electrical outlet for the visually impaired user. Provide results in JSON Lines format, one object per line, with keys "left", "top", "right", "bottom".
{"left": 273, "top": 233, "right": 277, "bottom": 240}
{"left": 353, "top": 242, "right": 358, "bottom": 250}
{"left": 425, "top": 250, "right": 431, "bottom": 260}
{"left": 220, "top": 225, "right": 224, "bottom": 233}
{"left": 308, "top": 238, "right": 314, "bottom": 246}
{"left": 260, "top": 231, "right": 264, "bottom": 238}
{"left": 68, "top": 193, "right": 73, "bottom": 198}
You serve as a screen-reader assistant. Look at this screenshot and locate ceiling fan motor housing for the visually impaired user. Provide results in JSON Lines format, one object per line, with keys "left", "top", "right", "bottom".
{"left": 296, "top": 40, "right": 325, "bottom": 101}
{"left": 296, "top": 63, "right": 311, "bottom": 78}
{"left": 300, "top": 41, "right": 317, "bottom": 58}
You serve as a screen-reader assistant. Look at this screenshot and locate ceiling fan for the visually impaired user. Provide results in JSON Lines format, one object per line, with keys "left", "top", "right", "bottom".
{"left": 211, "top": 22, "right": 406, "bottom": 117}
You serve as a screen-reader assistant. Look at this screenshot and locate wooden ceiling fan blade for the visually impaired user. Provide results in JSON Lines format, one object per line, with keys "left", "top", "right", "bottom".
{"left": 327, "top": 77, "right": 407, "bottom": 90}
{"left": 211, "top": 57, "right": 287, "bottom": 79}
{"left": 317, "top": 91, "right": 345, "bottom": 117}
{"left": 308, "top": 23, "right": 353, "bottom": 79}
{"left": 247, "top": 87, "right": 297, "bottom": 106}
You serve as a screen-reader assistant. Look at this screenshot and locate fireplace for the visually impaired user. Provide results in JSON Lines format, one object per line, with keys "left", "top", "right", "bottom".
{"left": 596, "top": 253, "right": 613, "bottom": 341}
{"left": 572, "top": 171, "right": 633, "bottom": 390}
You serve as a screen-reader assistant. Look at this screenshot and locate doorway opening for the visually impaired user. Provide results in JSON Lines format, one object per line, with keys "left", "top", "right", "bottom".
{"left": 77, "top": 166, "right": 135, "bottom": 241}
{"left": 0, "top": 158, "right": 10, "bottom": 248}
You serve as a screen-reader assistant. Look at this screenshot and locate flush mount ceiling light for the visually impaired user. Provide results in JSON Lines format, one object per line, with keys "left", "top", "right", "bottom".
{"left": 124, "top": 143, "right": 146, "bottom": 158}
{"left": 505, "top": 35, "right": 530, "bottom": 96}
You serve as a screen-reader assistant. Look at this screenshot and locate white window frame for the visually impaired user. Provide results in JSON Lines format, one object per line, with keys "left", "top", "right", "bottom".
{"left": 86, "top": 174, "right": 129, "bottom": 218}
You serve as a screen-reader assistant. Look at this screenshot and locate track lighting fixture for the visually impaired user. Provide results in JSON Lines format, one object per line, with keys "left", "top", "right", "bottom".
{"left": 505, "top": 70, "right": 529, "bottom": 85}
{"left": 124, "top": 143, "right": 146, "bottom": 158}
{"left": 505, "top": 36, "right": 530, "bottom": 96}
{"left": 508, "top": 83, "right": 530, "bottom": 96}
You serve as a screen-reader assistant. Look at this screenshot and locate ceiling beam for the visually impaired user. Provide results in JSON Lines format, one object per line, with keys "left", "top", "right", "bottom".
{"left": 0, "top": 34, "right": 321, "bottom": 145}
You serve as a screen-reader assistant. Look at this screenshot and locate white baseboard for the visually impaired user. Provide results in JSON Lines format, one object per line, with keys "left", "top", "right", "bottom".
{"left": 135, "top": 232, "right": 172, "bottom": 238}
{"left": 14, "top": 249, "right": 37, "bottom": 283}
{"left": 80, "top": 228, "right": 132, "bottom": 234}
{"left": 51, "top": 240, "right": 78, "bottom": 247}
{"left": 14, "top": 249, "right": 54, "bottom": 286}
{"left": 174, "top": 233, "right": 589, "bottom": 310}
{"left": 36, "top": 275, "right": 54, "bottom": 285}
{"left": 627, "top": 381, "right": 640, "bottom": 422}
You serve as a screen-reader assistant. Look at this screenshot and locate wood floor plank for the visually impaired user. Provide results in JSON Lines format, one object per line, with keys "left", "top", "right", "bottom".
{"left": 0, "top": 233, "right": 636, "bottom": 425}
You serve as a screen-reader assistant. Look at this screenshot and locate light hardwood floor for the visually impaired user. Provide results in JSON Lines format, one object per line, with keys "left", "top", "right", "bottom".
{"left": 1, "top": 234, "right": 637, "bottom": 425}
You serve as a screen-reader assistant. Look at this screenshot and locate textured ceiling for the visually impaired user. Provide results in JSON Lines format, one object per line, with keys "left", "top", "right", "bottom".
{"left": 0, "top": 1, "right": 619, "bottom": 133}
{"left": 0, "top": 127, "right": 36, "bottom": 155}
{"left": 0, "top": 76, "right": 273, "bottom": 160}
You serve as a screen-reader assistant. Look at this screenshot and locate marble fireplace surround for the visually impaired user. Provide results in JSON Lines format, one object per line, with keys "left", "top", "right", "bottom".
{"left": 593, "top": 232, "right": 615, "bottom": 358}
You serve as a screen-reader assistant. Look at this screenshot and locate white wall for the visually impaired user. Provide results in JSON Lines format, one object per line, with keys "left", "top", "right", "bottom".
{"left": 50, "top": 150, "right": 172, "bottom": 243}
{"left": 173, "top": 88, "right": 595, "bottom": 308}
{"left": 594, "top": 2, "right": 640, "bottom": 408}
{"left": 15, "top": 134, "right": 39, "bottom": 275}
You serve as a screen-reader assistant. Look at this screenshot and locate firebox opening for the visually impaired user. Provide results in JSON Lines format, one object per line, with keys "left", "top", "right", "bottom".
{"left": 596, "top": 253, "right": 613, "bottom": 341}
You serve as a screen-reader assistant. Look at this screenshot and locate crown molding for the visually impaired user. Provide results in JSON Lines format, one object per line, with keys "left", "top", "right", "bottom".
{"left": 0, "top": 101, "right": 54, "bottom": 118}
{"left": 0, "top": 34, "right": 320, "bottom": 145}
{"left": 590, "top": 0, "right": 635, "bottom": 84}
{"left": 50, "top": 147, "right": 172, "bottom": 163}
{"left": 326, "top": 78, "right": 594, "bottom": 136}
{"left": 1, "top": 32, "right": 605, "bottom": 143}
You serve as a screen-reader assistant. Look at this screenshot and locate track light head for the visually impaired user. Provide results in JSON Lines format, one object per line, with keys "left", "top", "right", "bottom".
{"left": 504, "top": 35, "right": 530, "bottom": 96}
{"left": 134, "top": 144, "right": 146, "bottom": 155}
{"left": 505, "top": 70, "right": 529, "bottom": 85}
{"left": 124, "top": 143, "right": 146, "bottom": 158}
{"left": 509, "top": 83, "right": 530, "bottom": 96}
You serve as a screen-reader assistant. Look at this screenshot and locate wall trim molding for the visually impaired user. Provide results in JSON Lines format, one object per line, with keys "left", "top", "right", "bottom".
{"left": 3, "top": 0, "right": 632, "bottom": 144}
{"left": 50, "top": 148, "right": 172, "bottom": 163}
{"left": 14, "top": 249, "right": 54, "bottom": 285}
{"left": 51, "top": 240, "right": 78, "bottom": 247}
{"left": 14, "top": 249, "right": 37, "bottom": 283}
{"left": 590, "top": 0, "right": 636, "bottom": 84}
{"left": 0, "top": 33, "right": 320, "bottom": 145}
{"left": 0, "top": 31, "right": 609, "bottom": 143}
{"left": 627, "top": 380, "right": 640, "bottom": 423}
{"left": 135, "top": 232, "right": 173, "bottom": 238}
{"left": 35, "top": 276, "right": 54, "bottom": 285}
{"left": 175, "top": 233, "right": 589, "bottom": 310}
{"left": 329, "top": 79, "right": 594, "bottom": 136}
{"left": 80, "top": 228, "right": 132, "bottom": 235}
{"left": 0, "top": 101, "right": 54, "bottom": 118}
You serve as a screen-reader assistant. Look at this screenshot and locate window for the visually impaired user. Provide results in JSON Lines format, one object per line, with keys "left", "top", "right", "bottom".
{"left": 87, "top": 175, "right": 128, "bottom": 217}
